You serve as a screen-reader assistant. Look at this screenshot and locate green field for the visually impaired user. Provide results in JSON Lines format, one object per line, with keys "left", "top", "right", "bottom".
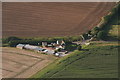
{"left": 108, "top": 25, "right": 120, "bottom": 38}
{"left": 32, "top": 42, "right": 118, "bottom": 78}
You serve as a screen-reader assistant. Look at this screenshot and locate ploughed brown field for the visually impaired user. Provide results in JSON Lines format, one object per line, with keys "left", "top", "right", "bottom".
{"left": 3, "top": 2, "right": 116, "bottom": 37}
{"left": 2, "top": 47, "right": 57, "bottom": 78}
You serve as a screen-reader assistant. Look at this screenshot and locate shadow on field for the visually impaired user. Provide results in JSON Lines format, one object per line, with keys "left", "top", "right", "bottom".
{"left": 81, "top": 49, "right": 89, "bottom": 51}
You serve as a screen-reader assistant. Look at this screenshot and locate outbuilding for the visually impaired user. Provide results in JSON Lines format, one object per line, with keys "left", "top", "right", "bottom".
{"left": 16, "top": 44, "right": 25, "bottom": 49}
{"left": 24, "top": 44, "right": 39, "bottom": 50}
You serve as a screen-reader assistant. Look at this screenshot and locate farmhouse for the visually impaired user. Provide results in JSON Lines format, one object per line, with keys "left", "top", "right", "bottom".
{"left": 41, "top": 40, "right": 67, "bottom": 56}
{"left": 57, "top": 40, "right": 65, "bottom": 45}
{"left": 42, "top": 40, "right": 65, "bottom": 50}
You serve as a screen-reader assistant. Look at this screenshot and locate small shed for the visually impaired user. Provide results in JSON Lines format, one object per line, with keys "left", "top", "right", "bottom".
{"left": 16, "top": 44, "right": 25, "bottom": 49}
{"left": 56, "top": 40, "right": 65, "bottom": 45}
{"left": 42, "top": 42, "right": 47, "bottom": 47}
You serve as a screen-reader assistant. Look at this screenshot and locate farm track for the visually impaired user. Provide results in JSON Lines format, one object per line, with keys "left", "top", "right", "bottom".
{"left": 2, "top": 2, "right": 116, "bottom": 37}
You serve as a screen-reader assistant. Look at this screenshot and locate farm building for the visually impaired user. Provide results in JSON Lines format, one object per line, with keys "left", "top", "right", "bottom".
{"left": 16, "top": 40, "right": 67, "bottom": 57}
{"left": 57, "top": 40, "right": 65, "bottom": 45}
{"left": 24, "top": 44, "right": 39, "bottom": 50}
{"left": 34, "top": 47, "right": 44, "bottom": 52}
{"left": 16, "top": 44, "right": 43, "bottom": 51}
{"left": 42, "top": 40, "right": 65, "bottom": 50}
{"left": 16, "top": 44, "right": 55, "bottom": 54}
{"left": 55, "top": 45, "right": 65, "bottom": 50}
{"left": 16, "top": 44, "right": 25, "bottom": 49}
{"left": 42, "top": 42, "right": 47, "bottom": 47}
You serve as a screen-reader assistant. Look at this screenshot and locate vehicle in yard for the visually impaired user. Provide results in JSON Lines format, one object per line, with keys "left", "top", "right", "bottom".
{"left": 42, "top": 49, "right": 48, "bottom": 53}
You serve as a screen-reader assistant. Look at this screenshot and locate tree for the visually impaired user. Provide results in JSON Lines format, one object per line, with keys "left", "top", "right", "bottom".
{"left": 82, "top": 33, "right": 89, "bottom": 40}
{"left": 97, "top": 31, "right": 106, "bottom": 40}
{"left": 91, "top": 27, "right": 100, "bottom": 35}
{"left": 57, "top": 48, "right": 62, "bottom": 52}
{"left": 87, "top": 30, "right": 91, "bottom": 34}
{"left": 2, "top": 36, "right": 22, "bottom": 44}
{"left": 7, "top": 36, "right": 21, "bottom": 42}
{"left": 77, "top": 45, "right": 82, "bottom": 51}
{"left": 54, "top": 50, "right": 58, "bottom": 53}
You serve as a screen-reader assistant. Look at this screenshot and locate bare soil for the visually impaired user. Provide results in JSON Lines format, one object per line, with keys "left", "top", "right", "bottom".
{"left": 2, "top": 2, "right": 116, "bottom": 37}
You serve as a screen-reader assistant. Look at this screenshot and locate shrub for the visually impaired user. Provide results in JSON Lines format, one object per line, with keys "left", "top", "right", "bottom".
{"left": 82, "top": 33, "right": 89, "bottom": 40}
{"left": 100, "top": 3, "right": 119, "bottom": 30}
{"left": 97, "top": 31, "right": 107, "bottom": 40}
{"left": 2, "top": 36, "right": 22, "bottom": 44}
{"left": 91, "top": 27, "right": 100, "bottom": 35}
{"left": 77, "top": 45, "right": 82, "bottom": 51}
{"left": 9, "top": 40, "right": 41, "bottom": 47}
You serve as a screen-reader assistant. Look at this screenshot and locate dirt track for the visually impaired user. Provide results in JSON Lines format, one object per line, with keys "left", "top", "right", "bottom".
{"left": 2, "top": 47, "right": 57, "bottom": 78}
{"left": 2, "top": 2, "right": 116, "bottom": 37}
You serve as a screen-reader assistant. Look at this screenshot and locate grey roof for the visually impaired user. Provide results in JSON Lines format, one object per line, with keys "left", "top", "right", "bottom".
{"left": 24, "top": 44, "right": 39, "bottom": 50}
{"left": 34, "top": 48, "right": 43, "bottom": 51}
{"left": 16, "top": 44, "right": 25, "bottom": 47}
